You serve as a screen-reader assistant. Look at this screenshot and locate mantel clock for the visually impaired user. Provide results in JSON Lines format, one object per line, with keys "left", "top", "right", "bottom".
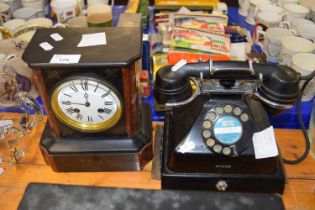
{"left": 22, "top": 28, "right": 152, "bottom": 172}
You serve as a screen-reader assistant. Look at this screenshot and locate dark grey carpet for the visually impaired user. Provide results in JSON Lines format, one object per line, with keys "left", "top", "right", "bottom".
{"left": 18, "top": 183, "right": 285, "bottom": 210}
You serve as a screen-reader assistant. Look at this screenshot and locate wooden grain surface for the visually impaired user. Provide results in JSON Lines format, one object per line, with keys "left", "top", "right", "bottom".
{"left": 0, "top": 113, "right": 315, "bottom": 210}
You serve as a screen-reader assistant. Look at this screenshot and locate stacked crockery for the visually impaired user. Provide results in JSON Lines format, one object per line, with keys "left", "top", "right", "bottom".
{"left": 86, "top": 0, "right": 114, "bottom": 27}
{"left": 280, "top": 36, "right": 315, "bottom": 66}
{"left": 291, "top": 53, "right": 315, "bottom": 101}
{"left": 246, "top": 0, "right": 272, "bottom": 25}
{"left": 263, "top": 27, "right": 294, "bottom": 63}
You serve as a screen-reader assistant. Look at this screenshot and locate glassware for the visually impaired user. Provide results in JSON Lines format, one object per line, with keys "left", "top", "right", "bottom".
{"left": 0, "top": 38, "right": 39, "bottom": 108}
{"left": 0, "top": 71, "right": 43, "bottom": 175}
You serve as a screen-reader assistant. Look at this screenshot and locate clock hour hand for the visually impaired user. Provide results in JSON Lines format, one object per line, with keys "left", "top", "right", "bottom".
{"left": 97, "top": 108, "right": 112, "bottom": 114}
{"left": 62, "top": 101, "right": 90, "bottom": 107}
{"left": 84, "top": 93, "right": 89, "bottom": 103}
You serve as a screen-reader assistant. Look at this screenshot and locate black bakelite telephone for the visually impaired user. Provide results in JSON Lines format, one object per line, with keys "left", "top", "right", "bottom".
{"left": 154, "top": 60, "right": 314, "bottom": 193}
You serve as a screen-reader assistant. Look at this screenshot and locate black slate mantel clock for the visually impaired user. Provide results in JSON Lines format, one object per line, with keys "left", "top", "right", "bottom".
{"left": 22, "top": 27, "right": 152, "bottom": 172}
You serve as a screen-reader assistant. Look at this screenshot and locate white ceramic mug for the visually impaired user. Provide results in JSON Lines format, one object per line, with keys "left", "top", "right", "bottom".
{"left": 2, "top": 0, "right": 21, "bottom": 12}
{"left": 25, "top": 17, "right": 53, "bottom": 28}
{"left": 12, "top": 18, "right": 63, "bottom": 42}
{"left": 296, "top": 24, "right": 315, "bottom": 42}
{"left": 291, "top": 53, "right": 315, "bottom": 101}
{"left": 238, "top": 0, "right": 251, "bottom": 16}
{"left": 11, "top": 24, "right": 43, "bottom": 42}
{"left": 259, "top": 4, "right": 284, "bottom": 14}
{"left": 246, "top": 0, "right": 271, "bottom": 25}
{"left": 256, "top": 11, "right": 284, "bottom": 27}
{"left": 51, "top": 0, "right": 78, "bottom": 23}
{"left": 263, "top": 27, "right": 294, "bottom": 63}
{"left": 0, "top": 19, "right": 25, "bottom": 38}
{"left": 253, "top": 11, "right": 285, "bottom": 48}
{"left": 280, "top": 18, "right": 314, "bottom": 32}
{"left": 277, "top": 0, "right": 300, "bottom": 7}
{"left": 76, "top": 0, "right": 85, "bottom": 14}
{"left": 215, "top": 2, "right": 228, "bottom": 15}
{"left": 21, "top": 0, "right": 44, "bottom": 10}
{"left": 0, "top": 3, "right": 11, "bottom": 23}
{"left": 87, "top": 4, "right": 112, "bottom": 27}
{"left": 299, "top": 0, "right": 315, "bottom": 19}
{"left": 12, "top": 7, "right": 43, "bottom": 20}
{"left": 284, "top": 3, "right": 310, "bottom": 22}
{"left": 284, "top": 0, "right": 300, "bottom": 4}
{"left": 65, "top": 16, "right": 87, "bottom": 28}
{"left": 280, "top": 18, "right": 315, "bottom": 42}
{"left": 88, "top": 0, "right": 114, "bottom": 7}
{"left": 280, "top": 36, "right": 315, "bottom": 66}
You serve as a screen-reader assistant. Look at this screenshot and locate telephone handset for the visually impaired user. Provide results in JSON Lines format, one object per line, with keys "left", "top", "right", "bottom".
{"left": 154, "top": 61, "right": 307, "bottom": 192}
{"left": 154, "top": 60, "right": 300, "bottom": 110}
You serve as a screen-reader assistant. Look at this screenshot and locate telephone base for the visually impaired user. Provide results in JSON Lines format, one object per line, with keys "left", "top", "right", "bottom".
{"left": 159, "top": 116, "right": 286, "bottom": 194}
{"left": 161, "top": 159, "right": 286, "bottom": 194}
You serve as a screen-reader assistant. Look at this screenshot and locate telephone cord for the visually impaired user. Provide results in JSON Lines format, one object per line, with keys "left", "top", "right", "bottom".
{"left": 283, "top": 71, "right": 315, "bottom": 164}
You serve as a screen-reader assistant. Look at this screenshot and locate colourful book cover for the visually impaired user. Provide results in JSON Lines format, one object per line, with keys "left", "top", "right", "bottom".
{"left": 168, "top": 47, "right": 230, "bottom": 64}
{"left": 171, "top": 13, "right": 227, "bottom": 34}
{"left": 169, "top": 27, "right": 231, "bottom": 56}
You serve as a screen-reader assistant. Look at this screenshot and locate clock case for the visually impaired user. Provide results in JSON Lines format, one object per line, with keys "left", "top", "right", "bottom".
{"left": 22, "top": 28, "right": 152, "bottom": 172}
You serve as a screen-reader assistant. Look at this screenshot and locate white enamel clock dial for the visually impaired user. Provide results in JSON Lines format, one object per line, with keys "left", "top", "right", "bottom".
{"left": 51, "top": 75, "right": 122, "bottom": 132}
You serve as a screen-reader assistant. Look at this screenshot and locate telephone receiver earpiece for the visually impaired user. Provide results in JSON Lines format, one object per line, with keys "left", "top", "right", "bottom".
{"left": 256, "top": 65, "right": 300, "bottom": 107}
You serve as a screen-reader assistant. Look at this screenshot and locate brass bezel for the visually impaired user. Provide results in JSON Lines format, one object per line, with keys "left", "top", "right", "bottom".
{"left": 50, "top": 75, "right": 123, "bottom": 133}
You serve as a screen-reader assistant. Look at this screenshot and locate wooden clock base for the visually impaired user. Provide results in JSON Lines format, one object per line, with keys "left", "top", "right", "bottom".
{"left": 40, "top": 103, "right": 153, "bottom": 172}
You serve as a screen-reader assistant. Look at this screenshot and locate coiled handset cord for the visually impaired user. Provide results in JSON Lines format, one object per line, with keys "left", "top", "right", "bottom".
{"left": 283, "top": 70, "right": 315, "bottom": 164}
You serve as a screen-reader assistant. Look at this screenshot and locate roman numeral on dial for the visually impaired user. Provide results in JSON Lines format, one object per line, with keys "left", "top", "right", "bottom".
{"left": 81, "top": 80, "right": 88, "bottom": 90}
{"left": 70, "top": 84, "right": 78, "bottom": 92}
{"left": 102, "top": 89, "right": 111, "bottom": 98}
{"left": 105, "top": 101, "right": 113, "bottom": 105}
{"left": 103, "top": 108, "right": 112, "bottom": 114}
{"left": 76, "top": 113, "right": 83, "bottom": 120}
{"left": 66, "top": 107, "right": 75, "bottom": 114}
{"left": 94, "top": 83, "right": 99, "bottom": 92}
{"left": 88, "top": 116, "right": 93, "bottom": 122}
{"left": 62, "top": 101, "right": 71, "bottom": 105}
